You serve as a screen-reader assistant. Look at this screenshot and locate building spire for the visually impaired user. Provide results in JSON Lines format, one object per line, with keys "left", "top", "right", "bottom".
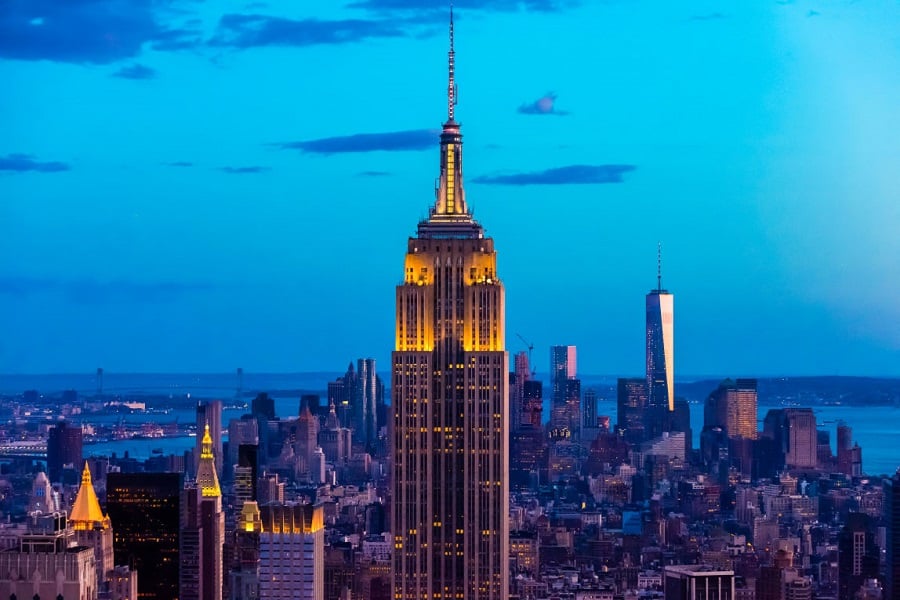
{"left": 197, "top": 422, "right": 221, "bottom": 497}
{"left": 448, "top": 3, "right": 457, "bottom": 123}
{"left": 657, "top": 241, "right": 662, "bottom": 292}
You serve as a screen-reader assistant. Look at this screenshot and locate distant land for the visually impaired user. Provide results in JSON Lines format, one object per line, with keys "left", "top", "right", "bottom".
{"left": 1, "top": 373, "right": 898, "bottom": 408}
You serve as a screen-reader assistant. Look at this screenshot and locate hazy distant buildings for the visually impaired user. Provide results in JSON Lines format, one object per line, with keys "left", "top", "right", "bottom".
{"left": 106, "top": 472, "right": 181, "bottom": 600}
{"left": 391, "top": 17, "right": 508, "bottom": 598}
{"left": 764, "top": 408, "right": 818, "bottom": 469}
{"left": 354, "top": 358, "right": 382, "bottom": 453}
{"left": 47, "top": 420, "right": 82, "bottom": 483}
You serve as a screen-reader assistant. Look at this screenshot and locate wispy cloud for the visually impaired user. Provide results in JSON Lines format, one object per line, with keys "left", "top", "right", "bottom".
{"left": 0, "top": 153, "right": 70, "bottom": 173}
{"left": 358, "top": 170, "right": 391, "bottom": 177}
{"left": 517, "top": 92, "right": 569, "bottom": 116}
{"left": 210, "top": 14, "right": 406, "bottom": 49}
{"left": 0, "top": 276, "right": 214, "bottom": 303}
{"left": 113, "top": 63, "right": 157, "bottom": 80}
{"left": 219, "top": 166, "right": 270, "bottom": 174}
{"left": 690, "top": 12, "right": 728, "bottom": 21}
{"left": 473, "top": 164, "right": 635, "bottom": 185}
{"left": 275, "top": 129, "right": 436, "bottom": 155}
{"left": 0, "top": 0, "right": 201, "bottom": 64}
{"left": 164, "top": 161, "right": 194, "bottom": 167}
{"left": 349, "top": 0, "right": 573, "bottom": 13}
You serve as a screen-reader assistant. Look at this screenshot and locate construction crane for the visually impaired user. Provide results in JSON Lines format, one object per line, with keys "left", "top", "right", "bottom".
{"left": 515, "top": 333, "right": 537, "bottom": 377}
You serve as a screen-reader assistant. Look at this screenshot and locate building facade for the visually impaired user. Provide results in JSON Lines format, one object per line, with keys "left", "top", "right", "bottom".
{"left": 391, "top": 12, "right": 509, "bottom": 599}
{"left": 646, "top": 252, "right": 674, "bottom": 433}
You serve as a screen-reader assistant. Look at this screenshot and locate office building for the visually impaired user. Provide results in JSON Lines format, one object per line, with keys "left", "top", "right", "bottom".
{"left": 664, "top": 565, "right": 735, "bottom": 600}
{"left": 355, "top": 357, "right": 380, "bottom": 452}
{"left": 511, "top": 350, "right": 531, "bottom": 431}
{"left": 646, "top": 247, "right": 674, "bottom": 435}
{"left": 47, "top": 420, "right": 83, "bottom": 483}
{"left": 30, "top": 470, "right": 58, "bottom": 514}
{"left": 616, "top": 378, "right": 648, "bottom": 444}
{"left": 550, "top": 345, "right": 577, "bottom": 406}
{"left": 258, "top": 503, "right": 324, "bottom": 600}
{"left": 705, "top": 379, "right": 758, "bottom": 440}
{"left": 0, "top": 512, "right": 98, "bottom": 600}
{"left": 838, "top": 513, "right": 880, "bottom": 600}
{"left": 106, "top": 472, "right": 181, "bottom": 600}
{"left": 196, "top": 400, "right": 223, "bottom": 477}
{"left": 391, "top": 12, "right": 508, "bottom": 598}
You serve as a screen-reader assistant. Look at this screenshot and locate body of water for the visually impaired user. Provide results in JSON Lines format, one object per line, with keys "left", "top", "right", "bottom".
{"left": 3, "top": 373, "right": 897, "bottom": 476}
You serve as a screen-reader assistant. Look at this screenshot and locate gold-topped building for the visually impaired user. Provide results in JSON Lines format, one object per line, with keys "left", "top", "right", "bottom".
{"left": 392, "top": 9, "right": 509, "bottom": 599}
{"left": 70, "top": 462, "right": 114, "bottom": 586}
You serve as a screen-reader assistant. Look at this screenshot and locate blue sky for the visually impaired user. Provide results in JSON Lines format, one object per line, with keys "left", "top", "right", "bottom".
{"left": 1, "top": 0, "right": 898, "bottom": 376}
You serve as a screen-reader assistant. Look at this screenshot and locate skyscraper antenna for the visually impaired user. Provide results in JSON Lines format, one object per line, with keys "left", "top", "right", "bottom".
{"left": 447, "top": 3, "right": 457, "bottom": 122}
{"left": 657, "top": 241, "right": 662, "bottom": 291}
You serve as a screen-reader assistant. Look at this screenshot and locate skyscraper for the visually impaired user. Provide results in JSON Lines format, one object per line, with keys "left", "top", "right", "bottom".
{"left": 355, "top": 357, "right": 379, "bottom": 452}
{"left": 838, "top": 513, "right": 880, "bottom": 600}
{"left": 646, "top": 246, "right": 674, "bottom": 435}
{"left": 391, "top": 11, "right": 508, "bottom": 599}
{"left": 258, "top": 503, "right": 324, "bottom": 600}
{"left": 196, "top": 400, "right": 223, "bottom": 477}
{"left": 106, "top": 472, "right": 182, "bottom": 600}
{"left": 47, "top": 420, "right": 82, "bottom": 483}
{"left": 705, "top": 379, "right": 758, "bottom": 440}
{"left": 550, "top": 345, "right": 577, "bottom": 406}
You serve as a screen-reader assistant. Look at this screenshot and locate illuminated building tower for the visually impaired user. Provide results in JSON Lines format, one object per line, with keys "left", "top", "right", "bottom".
{"left": 198, "top": 424, "right": 225, "bottom": 600}
{"left": 196, "top": 400, "right": 223, "bottom": 477}
{"left": 106, "top": 472, "right": 181, "bottom": 600}
{"left": 230, "top": 501, "right": 262, "bottom": 600}
{"left": 646, "top": 245, "right": 674, "bottom": 438}
{"left": 391, "top": 10, "right": 508, "bottom": 599}
{"left": 70, "top": 462, "right": 114, "bottom": 587}
{"left": 258, "top": 503, "right": 324, "bottom": 600}
{"left": 47, "top": 420, "right": 82, "bottom": 483}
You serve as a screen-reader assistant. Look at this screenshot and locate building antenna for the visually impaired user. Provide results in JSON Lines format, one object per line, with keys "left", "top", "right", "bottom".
{"left": 447, "top": 3, "right": 457, "bottom": 122}
{"left": 657, "top": 241, "right": 662, "bottom": 292}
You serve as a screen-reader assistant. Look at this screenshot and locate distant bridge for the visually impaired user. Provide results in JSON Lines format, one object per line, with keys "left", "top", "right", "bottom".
{"left": 0, "top": 441, "right": 47, "bottom": 459}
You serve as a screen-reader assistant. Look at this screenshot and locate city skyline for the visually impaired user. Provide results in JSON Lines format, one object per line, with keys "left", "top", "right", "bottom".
{"left": 2, "top": 1, "right": 899, "bottom": 376}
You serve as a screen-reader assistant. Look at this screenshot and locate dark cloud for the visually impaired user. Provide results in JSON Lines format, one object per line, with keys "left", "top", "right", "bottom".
{"left": 219, "top": 166, "right": 270, "bottom": 174}
{"left": 0, "top": 0, "right": 201, "bottom": 64}
{"left": 275, "top": 129, "right": 436, "bottom": 154}
{"left": 358, "top": 170, "right": 391, "bottom": 177}
{"left": 210, "top": 14, "right": 406, "bottom": 49}
{"left": 0, "top": 153, "right": 69, "bottom": 173}
{"left": 348, "top": 0, "right": 572, "bottom": 13}
{"left": 690, "top": 12, "right": 727, "bottom": 20}
{"left": 0, "top": 276, "right": 213, "bottom": 303}
{"left": 113, "top": 63, "right": 157, "bottom": 79}
{"left": 473, "top": 164, "right": 635, "bottom": 185}
{"left": 518, "top": 92, "right": 569, "bottom": 116}
{"left": 807, "top": 10, "right": 820, "bottom": 17}
{"left": 164, "top": 161, "right": 194, "bottom": 167}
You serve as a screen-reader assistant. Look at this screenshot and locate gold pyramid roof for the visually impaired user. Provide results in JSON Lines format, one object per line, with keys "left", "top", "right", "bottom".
{"left": 70, "top": 462, "right": 110, "bottom": 529}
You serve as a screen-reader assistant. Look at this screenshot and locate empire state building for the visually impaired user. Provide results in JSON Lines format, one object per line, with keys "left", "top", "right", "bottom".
{"left": 391, "top": 10, "right": 509, "bottom": 600}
